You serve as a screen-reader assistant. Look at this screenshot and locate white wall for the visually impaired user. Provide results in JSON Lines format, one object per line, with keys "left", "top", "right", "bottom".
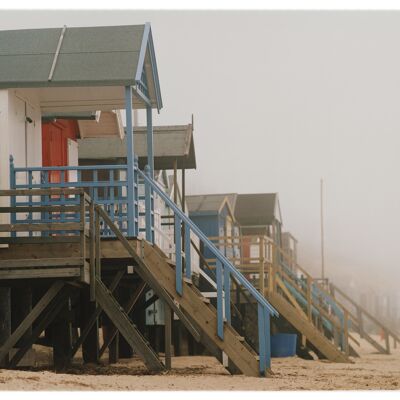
{"left": 0, "top": 89, "right": 42, "bottom": 224}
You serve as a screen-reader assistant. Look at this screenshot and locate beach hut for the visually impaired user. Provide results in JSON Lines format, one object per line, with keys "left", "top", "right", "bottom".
{"left": 0, "top": 24, "right": 275, "bottom": 376}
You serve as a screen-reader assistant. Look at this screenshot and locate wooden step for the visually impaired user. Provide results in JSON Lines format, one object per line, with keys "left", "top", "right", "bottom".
{"left": 139, "top": 240, "right": 261, "bottom": 377}
{"left": 268, "top": 292, "right": 350, "bottom": 363}
{"left": 95, "top": 277, "right": 164, "bottom": 372}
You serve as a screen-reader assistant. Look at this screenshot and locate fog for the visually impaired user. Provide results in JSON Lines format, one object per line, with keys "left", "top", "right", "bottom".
{"left": 0, "top": 10, "right": 399, "bottom": 295}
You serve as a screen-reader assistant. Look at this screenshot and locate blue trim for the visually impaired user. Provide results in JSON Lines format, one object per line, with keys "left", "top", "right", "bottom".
{"left": 216, "top": 260, "right": 224, "bottom": 339}
{"left": 139, "top": 167, "right": 277, "bottom": 316}
{"left": 258, "top": 303, "right": 266, "bottom": 375}
{"left": 184, "top": 226, "right": 191, "bottom": 279}
{"left": 125, "top": 85, "right": 136, "bottom": 237}
{"left": 175, "top": 215, "right": 182, "bottom": 296}
{"left": 224, "top": 266, "right": 231, "bottom": 324}
{"left": 135, "top": 23, "right": 151, "bottom": 83}
{"left": 134, "top": 23, "right": 163, "bottom": 111}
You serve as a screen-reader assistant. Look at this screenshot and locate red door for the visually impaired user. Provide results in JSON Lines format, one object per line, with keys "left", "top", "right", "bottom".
{"left": 42, "top": 120, "right": 79, "bottom": 183}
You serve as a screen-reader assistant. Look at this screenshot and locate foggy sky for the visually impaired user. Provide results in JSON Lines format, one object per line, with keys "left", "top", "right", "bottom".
{"left": 0, "top": 10, "right": 398, "bottom": 293}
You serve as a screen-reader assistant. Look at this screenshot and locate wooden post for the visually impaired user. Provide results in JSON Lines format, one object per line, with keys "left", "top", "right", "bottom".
{"left": 259, "top": 236, "right": 265, "bottom": 295}
{"left": 357, "top": 306, "right": 364, "bottom": 339}
{"left": 268, "top": 245, "right": 275, "bottom": 295}
{"left": 385, "top": 329, "right": 390, "bottom": 354}
{"left": 307, "top": 277, "right": 312, "bottom": 322}
{"left": 173, "top": 159, "right": 178, "bottom": 205}
{"left": 343, "top": 310, "right": 349, "bottom": 357}
{"left": 164, "top": 303, "right": 172, "bottom": 370}
{"left": 0, "top": 287, "right": 11, "bottom": 367}
{"left": 80, "top": 288, "right": 99, "bottom": 364}
{"left": 52, "top": 297, "right": 72, "bottom": 371}
{"left": 89, "top": 201, "right": 95, "bottom": 301}
{"left": 11, "top": 286, "right": 32, "bottom": 347}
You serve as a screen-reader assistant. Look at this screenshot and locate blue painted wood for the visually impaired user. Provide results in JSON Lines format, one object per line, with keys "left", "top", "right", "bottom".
{"left": 224, "top": 266, "right": 231, "bottom": 324}
{"left": 258, "top": 303, "right": 266, "bottom": 375}
{"left": 264, "top": 306, "right": 271, "bottom": 369}
{"left": 144, "top": 166, "right": 153, "bottom": 242}
{"left": 175, "top": 215, "right": 183, "bottom": 296}
{"left": 138, "top": 168, "right": 278, "bottom": 317}
{"left": 216, "top": 260, "right": 224, "bottom": 340}
{"left": 184, "top": 226, "right": 191, "bottom": 279}
{"left": 125, "top": 85, "right": 136, "bottom": 237}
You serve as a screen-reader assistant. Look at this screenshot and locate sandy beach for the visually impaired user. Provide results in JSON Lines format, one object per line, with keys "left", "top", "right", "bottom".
{"left": 0, "top": 334, "right": 399, "bottom": 391}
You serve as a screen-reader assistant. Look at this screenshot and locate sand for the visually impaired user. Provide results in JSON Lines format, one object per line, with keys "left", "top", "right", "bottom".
{"left": 0, "top": 334, "right": 399, "bottom": 390}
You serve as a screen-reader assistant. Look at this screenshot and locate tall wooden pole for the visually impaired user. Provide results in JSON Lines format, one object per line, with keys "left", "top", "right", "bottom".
{"left": 320, "top": 178, "right": 325, "bottom": 281}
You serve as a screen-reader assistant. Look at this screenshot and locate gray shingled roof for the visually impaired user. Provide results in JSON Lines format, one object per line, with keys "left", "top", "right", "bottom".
{"left": 187, "top": 193, "right": 237, "bottom": 215}
{"left": 78, "top": 124, "right": 196, "bottom": 170}
{"left": 235, "top": 193, "right": 279, "bottom": 226}
{"left": 0, "top": 25, "right": 143, "bottom": 87}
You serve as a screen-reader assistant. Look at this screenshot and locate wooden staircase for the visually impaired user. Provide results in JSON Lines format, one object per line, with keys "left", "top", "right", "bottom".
{"left": 94, "top": 277, "right": 164, "bottom": 372}
{"left": 267, "top": 292, "right": 349, "bottom": 362}
{"left": 135, "top": 239, "right": 261, "bottom": 376}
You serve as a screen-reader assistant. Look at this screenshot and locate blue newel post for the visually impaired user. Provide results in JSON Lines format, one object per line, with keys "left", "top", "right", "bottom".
{"left": 125, "top": 86, "right": 136, "bottom": 237}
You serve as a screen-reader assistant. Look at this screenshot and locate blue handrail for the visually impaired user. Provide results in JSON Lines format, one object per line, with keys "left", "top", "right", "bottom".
{"left": 139, "top": 165, "right": 278, "bottom": 375}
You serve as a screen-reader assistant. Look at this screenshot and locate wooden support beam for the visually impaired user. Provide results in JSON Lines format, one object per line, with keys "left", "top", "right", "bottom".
{"left": 165, "top": 302, "right": 172, "bottom": 370}
{"left": 0, "top": 287, "right": 11, "bottom": 367}
{"left": 52, "top": 297, "right": 73, "bottom": 371}
{"left": 94, "top": 206, "right": 201, "bottom": 343}
{"left": 99, "top": 281, "right": 146, "bottom": 358}
{"left": 95, "top": 278, "right": 164, "bottom": 372}
{"left": 71, "top": 269, "right": 125, "bottom": 358}
{"left": 11, "top": 286, "right": 32, "bottom": 352}
{"left": 9, "top": 287, "right": 70, "bottom": 369}
{"left": 0, "top": 222, "right": 83, "bottom": 232}
{"left": 0, "top": 281, "right": 64, "bottom": 365}
{"left": 79, "top": 288, "right": 99, "bottom": 364}
{"left": 0, "top": 258, "right": 84, "bottom": 269}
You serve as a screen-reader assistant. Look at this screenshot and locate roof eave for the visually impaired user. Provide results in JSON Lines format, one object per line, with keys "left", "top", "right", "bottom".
{"left": 135, "top": 22, "right": 163, "bottom": 112}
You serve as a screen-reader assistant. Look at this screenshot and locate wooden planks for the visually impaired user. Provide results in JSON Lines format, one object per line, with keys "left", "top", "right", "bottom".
{"left": 268, "top": 292, "right": 350, "bottom": 363}
{"left": 95, "top": 278, "right": 164, "bottom": 372}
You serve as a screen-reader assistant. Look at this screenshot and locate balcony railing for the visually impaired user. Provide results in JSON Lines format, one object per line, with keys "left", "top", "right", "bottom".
{"left": 9, "top": 156, "right": 137, "bottom": 237}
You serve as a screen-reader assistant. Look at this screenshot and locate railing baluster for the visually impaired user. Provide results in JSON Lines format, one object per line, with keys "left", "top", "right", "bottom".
{"left": 175, "top": 215, "right": 182, "bottom": 296}
{"left": 257, "top": 302, "right": 266, "bottom": 375}
{"left": 216, "top": 260, "right": 224, "bottom": 339}
{"left": 224, "top": 265, "right": 231, "bottom": 324}
{"left": 264, "top": 305, "right": 271, "bottom": 370}
{"left": 144, "top": 166, "right": 153, "bottom": 243}
{"left": 184, "top": 225, "right": 191, "bottom": 279}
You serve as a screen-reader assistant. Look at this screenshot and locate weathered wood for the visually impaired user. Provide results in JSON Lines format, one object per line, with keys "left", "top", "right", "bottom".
{"left": 0, "top": 236, "right": 81, "bottom": 245}
{"left": 71, "top": 269, "right": 125, "bottom": 357}
{"left": 140, "top": 240, "right": 260, "bottom": 376}
{"left": 99, "top": 281, "right": 146, "bottom": 358}
{"left": 9, "top": 286, "right": 70, "bottom": 369}
{"left": 80, "top": 288, "right": 99, "bottom": 364}
{"left": 95, "top": 278, "right": 164, "bottom": 372}
{"left": 52, "top": 298, "right": 73, "bottom": 371}
{"left": 0, "top": 287, "right": 11, "bottom": 367}
{"left": 11, "top": 286, "right": 32, "bottom": 347}
{"left": 0, "top": 205, "right": 81, "bottom": 213}
{"left": 0, "top": 188, "right": 84, "bottom": 196}
{"left": 0, "top": 258, "right": 84, "bottom": 269}
{"left": 164, "top": 302, "right": 172, "bottom": 370}
{"left": 0, "top": 222, "right": 83, "bottom": 232}
{"left": 0, "top": 281, "right": 64, "bottom": 365}
{"left": 89, "top": 201, "right": 96, "bottom": 301}
{"left": 94, "top": 207, "right": 201, "bottom": 342}
{"left": 267, "top": 292, "right": 349, "bottom": 363}
{"left": 0, "top": 268, "right": 81, "bottom": 280}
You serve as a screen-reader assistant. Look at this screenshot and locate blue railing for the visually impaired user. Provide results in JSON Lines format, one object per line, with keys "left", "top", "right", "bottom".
{"left": 139, "top": 166, "right": 278, "bottom": 375}
{"left": 9, "top": 156, "right": 278, "bottom": 374}
{"left": 9, "top": 156, "right": 139, "bottom": 236}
